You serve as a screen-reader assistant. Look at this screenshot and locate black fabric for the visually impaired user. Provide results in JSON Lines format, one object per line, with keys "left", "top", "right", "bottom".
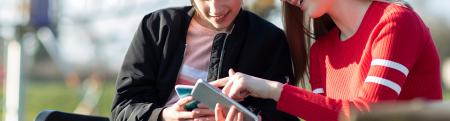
{"left": 36, "top": 110, "right": 109, "bottom": 121}
{"left": 207, "top": 33, "right": 227, "bottom": 81}
{"left": 111, "top": 6, "right": 298, "bottom": 121}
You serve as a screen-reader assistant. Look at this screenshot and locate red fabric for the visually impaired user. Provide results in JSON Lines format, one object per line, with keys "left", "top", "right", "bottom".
{"left": 277, "top": 2, "right": 443, "bottom": 121}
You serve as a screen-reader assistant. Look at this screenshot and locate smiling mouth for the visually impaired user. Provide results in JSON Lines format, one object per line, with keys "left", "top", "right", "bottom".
{"left": 209, "top": 12, "right": 228, "bottom": 22}
{"left": 211, "top": 15, "right": 225, "bottom": 19}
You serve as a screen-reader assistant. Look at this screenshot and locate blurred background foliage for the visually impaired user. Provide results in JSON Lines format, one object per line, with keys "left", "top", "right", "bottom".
{"left": 0, "top": 0, "right": 449, "bottom": 121}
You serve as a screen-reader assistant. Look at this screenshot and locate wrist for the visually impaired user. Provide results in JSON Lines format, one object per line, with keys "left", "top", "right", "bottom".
{"left": 268, "top": 81, "right": 283, "bottom": 101}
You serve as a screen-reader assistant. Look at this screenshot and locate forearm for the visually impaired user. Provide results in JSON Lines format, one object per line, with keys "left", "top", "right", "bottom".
{"left": 267, "top": 80, "right": 283, "bottom": 102}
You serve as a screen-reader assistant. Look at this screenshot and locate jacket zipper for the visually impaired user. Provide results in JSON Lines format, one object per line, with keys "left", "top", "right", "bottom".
{"left": 216, "top": 33, "right": 229, "bottom": 80}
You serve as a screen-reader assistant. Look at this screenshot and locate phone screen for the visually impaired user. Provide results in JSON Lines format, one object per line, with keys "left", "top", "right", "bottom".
{"left": 175, "top": 85, "right": 199, "bottom": 111}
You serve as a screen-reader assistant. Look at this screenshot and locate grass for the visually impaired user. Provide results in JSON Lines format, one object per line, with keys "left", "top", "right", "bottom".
{"left": 0, "top": 80, "right": 115, "bottom": 121}
{"left": 445, "top": 89, "right": 450, "bottom": 100}
{"left": 0, "top": 81, "right": 449, "bottom": 121}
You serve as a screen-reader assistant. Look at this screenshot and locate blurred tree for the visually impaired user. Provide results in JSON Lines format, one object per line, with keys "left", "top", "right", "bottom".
{"left": 246, "top": 0, "right": 276, "bottom": 18}
{"left": 409, "top": 0, "right": 450, "bottom": 61}
{"left": 429, "top": 19, "right": 450, "bottom": 59}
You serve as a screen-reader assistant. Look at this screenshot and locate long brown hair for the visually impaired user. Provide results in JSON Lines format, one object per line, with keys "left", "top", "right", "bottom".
{"left": 282, "top": 2, "right": 335, "bottom": 87}
{"left": 282, "top": 0, "right": 410, "bottom": 87}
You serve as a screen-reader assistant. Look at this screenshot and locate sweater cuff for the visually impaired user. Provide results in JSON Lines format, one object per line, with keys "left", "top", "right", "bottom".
{"left": 276, "top": 84, "right": 313, "bottom": 117}
{"left": 276, "top": 84, "right": 297, "bottom": 115}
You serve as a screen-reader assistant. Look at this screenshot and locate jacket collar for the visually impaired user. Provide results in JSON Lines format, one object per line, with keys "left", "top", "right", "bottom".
{"left": 182, "top": 6, "right": 249, "bottom": 78}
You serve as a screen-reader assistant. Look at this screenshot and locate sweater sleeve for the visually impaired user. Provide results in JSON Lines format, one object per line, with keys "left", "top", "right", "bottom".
{"left": 276, "top": 7, "right": 430, "bottom": 121}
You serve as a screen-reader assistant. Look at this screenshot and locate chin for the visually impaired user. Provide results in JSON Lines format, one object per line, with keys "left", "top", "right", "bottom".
{"left": 308, "top": 11, "right": 324, "bottom": 19}
{"left": 213, "top": 24, "right": 229, "bottom": 31}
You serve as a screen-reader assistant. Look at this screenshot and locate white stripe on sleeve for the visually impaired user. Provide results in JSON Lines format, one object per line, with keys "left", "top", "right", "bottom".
{"left": 365, "top": 76, "right": 402, "bottom": 95}
{"left": 371, "top": 59, "right": 409, "bottom": 76}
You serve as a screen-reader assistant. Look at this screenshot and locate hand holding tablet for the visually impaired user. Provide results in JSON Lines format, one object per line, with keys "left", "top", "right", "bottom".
{"left": 175, "top": 79, "right": 257, "bottom": 121}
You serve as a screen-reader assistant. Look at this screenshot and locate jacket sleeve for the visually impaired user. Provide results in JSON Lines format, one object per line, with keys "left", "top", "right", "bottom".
{"left": 248, "top": 29, "right": 299, "bottom": 121}
{"left": 111, "top": 13, "right": 165, "bottom": 121}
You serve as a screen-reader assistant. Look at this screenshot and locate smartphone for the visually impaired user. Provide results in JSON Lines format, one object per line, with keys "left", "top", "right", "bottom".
{"left": 174, "top": 85, "right": 199, "bottom": 111}
{"left": 191, "top": 80, "right": 258, "bottom": 121}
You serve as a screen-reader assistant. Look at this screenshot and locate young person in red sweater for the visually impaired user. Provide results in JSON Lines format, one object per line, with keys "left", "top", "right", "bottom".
{"left": 212, "top": 0, "right": 443, "bottom": 121}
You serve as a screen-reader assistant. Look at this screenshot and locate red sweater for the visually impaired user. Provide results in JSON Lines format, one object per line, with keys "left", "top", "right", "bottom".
{"left": 276, "top": 2, "right": 442, "bottom": 121}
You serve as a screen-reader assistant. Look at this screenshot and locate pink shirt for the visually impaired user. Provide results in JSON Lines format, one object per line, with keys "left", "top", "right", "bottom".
{"left": 165, "top": 18, "right": 216, "bottom": 106}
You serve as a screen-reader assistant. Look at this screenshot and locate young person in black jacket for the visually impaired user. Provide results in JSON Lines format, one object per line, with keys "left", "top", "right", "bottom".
{"left": 111, "top": 0, "right": 298, "bottom": 121}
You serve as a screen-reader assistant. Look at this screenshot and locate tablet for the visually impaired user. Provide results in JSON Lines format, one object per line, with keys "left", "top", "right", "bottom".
{"left": 174, "top": 85, "right": 199, "bottom": 111}
{"left": 191, "top": 79, "right": 258, "bottom": 121}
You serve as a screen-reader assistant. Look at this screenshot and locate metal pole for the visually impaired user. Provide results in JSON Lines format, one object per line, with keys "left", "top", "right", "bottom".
{"left": 1, "top": 0, "right": 29, "bottom": 119}
{"left": 4, "top": 40, "right": 24, "bottom": 121}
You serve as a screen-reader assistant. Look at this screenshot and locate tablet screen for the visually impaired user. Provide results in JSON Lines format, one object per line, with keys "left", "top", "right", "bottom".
{"left": 191, "top": 80, "right": 258, "bottom": 121}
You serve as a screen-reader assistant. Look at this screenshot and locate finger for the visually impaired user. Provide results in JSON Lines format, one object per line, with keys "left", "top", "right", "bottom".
{"left": 222, "top": 69, "right": 237, "bottom": 95}
{"left": 227, "top": 73, "right": 247, "bottom": 100}
{"left": 176, "top": 96, "right": 194, "bottom": 106}
{"left": 194, "top": 116, "right": 215, "bottom": 121}
{"left": 175, "top": 96, "right": 194, "bottom": 110}
{"left": 228, "top": 68, "right": 236, "bottom": 76}
{"left": 192, "top": 108, "right": 214, "bottom": 117}
{"left": 225, "top": 106, "right": 238, "bottom": 121}
{"left": 210, "top": 77, "right": 229, "bottom": 88}
{"left": 222, "top": 76, "right": 235, "bottom": 95}
{"left": 177, "top": 111, "right": 195, "bottom": 119}
{"left": 228, "top": 82, "right": 247, "bottom": 101}
{"left": 210, "top": 68, "right": 236, "bottom": 88}
{"left": 215, "top": 104, "right": 225, "bottom": 121}
{"left": 237, "top": 112, "right": 244, "bottom": 121}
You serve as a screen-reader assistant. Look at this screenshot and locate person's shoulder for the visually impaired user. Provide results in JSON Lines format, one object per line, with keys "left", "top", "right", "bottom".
{"left": 371, "top": 2, "right": 432, "bottom": 49}
{"left": 369, "top": 1, "right": 429, "bottom": 41}
{"left": 374, "top": 1, "right": 422, "bottom": 26}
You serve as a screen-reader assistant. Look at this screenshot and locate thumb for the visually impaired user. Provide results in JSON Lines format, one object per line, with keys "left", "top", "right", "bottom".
{"left": 229, "top": 68, "right": 236, "bottom": 76}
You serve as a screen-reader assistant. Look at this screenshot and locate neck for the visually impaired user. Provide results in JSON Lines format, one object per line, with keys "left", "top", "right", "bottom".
{"left": 193, "top": 13, "right": 216, "bottom": 31}
{"left": 328, "top": 0, "right": 372, "bottom": 40}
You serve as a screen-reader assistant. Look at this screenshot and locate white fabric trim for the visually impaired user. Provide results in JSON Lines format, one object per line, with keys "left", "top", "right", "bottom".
{"left": 371, "top": 59, "right": 409, "bottom": 76}
{"left": 365, "top": 76, "right": 401, "bottom": 95}
{"left": 312, "top": 88, "right": 324, "bottom": 94}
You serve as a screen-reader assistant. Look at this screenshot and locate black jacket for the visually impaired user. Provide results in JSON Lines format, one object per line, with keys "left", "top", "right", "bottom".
{"left": 111, "top": 6, "right": 297, "bottom": 121}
